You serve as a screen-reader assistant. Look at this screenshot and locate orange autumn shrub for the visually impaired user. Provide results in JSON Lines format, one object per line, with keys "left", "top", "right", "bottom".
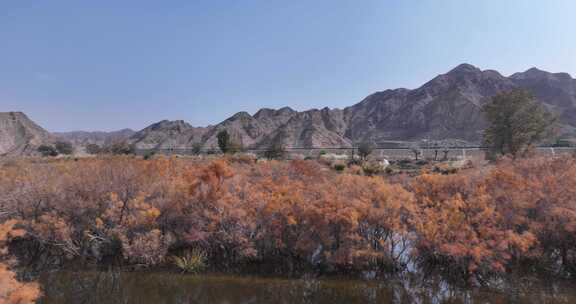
{"left": 410, "top": 155, "right": 576, "bottom": 279}
{"left": 0, "top": 157, "right": 181, "bottom": 266}
{"left": 0, "top": 220, "right": 41, "bottom": 304}
{"left": 484, "top": 156, "right": 576, "bottom": 274}
{"left": 410, "top": 173, "right": 536, "bottom": 279}
{"left": 0, "top": 263, "right": 40, "bottom": 304}
{"left": 0, "top": 157, "right": 415, "bottom": 273}
{"left": 3, "top": 155, "right": 576, "bottom": 281}
{"left": 244, "top": 165, "right": 414, "bottom": 271}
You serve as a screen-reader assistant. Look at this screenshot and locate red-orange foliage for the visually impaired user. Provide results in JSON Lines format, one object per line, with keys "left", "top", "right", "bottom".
{"left": 484, "top": 157, "right": 576, "bottom": 272}
{"left": 2, "top": 155, "right": 576, "bottom": 281}
{"left": 0, "top": 220, "right": 41, "bottom": 304}
{"left": 411, "top": 173, "right": 535, "bottom": 278}
{"left": 245, "top": 166, "right": 414, "bottom": 270}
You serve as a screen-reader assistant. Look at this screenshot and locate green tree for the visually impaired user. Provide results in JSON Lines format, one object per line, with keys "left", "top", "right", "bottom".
{"left": 55, "top": 141, "right": 74, "bottom": 155}
{"left": 264, "top": 135, "right": 286, "bottom": 160}
{"left": 357, "top": 142, "right": 375, "bottom": 161}
{"left": 191, "top": 142, "right": 203, "bottom": 155}
{"left": 217, "top": 130, "right": 231, "bottom": 153}
{"left": 85, "top": 143, "right": 102, "bottom": 155}
{"left": 264, "top": 140, "right": 286, "bottom": 159}
{"left": 217, "top": 130, "right": 242, "bottom": 154}
{"left": 103, "top": 140, "right": 134, "bottom": 155}
{"left": 483, "top": 89, "right": 556, "bottom": 158}
{"left": 37, "top": 145, "right": 58, "bottom": 157}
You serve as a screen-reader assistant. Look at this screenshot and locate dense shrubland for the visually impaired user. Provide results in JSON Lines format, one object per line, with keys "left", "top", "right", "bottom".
{"left": 2, "top": 155, "right": 576, "bottom": 286}
{"left": 0, "top": 220, "right": 40, "bottom": 303}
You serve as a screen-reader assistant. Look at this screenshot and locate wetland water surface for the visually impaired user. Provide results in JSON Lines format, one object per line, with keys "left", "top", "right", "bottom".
{"left": 37, "top": 271, "right": 576, "bottom": 304}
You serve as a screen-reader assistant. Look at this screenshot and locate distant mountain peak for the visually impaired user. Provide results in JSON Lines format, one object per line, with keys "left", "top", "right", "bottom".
{"left": 145, "top": 120, "right": 192, "bottom": 132}
{"left": 448, "top": 63, "right": 481, "bottom": 74}
{"left": 526, "top": 67, "right": 543, "bottom": 73}
{"left": 278, "top": 106, "right": 296, "bottom": 114}
{"left": 254, "top": 106, "right": 296, "bottom": 119}
{"left": 229, "top": 111, "right": 253, "bottom": 121}
{"left": 511, "top": 67, "right": 547, "bottom": 79}
{"left": 511, "top": 67, "right": 574, "bottom": 81}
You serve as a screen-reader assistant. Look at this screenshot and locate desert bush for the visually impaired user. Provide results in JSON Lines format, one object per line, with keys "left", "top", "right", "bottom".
{"left": 55, "top": 141, "right": 74, "bottom": 155}
{"left": 333, "top": 163, "right": 346, "bottom": 172}
{"left": 172, "top": 248, "right": 207, "bottom": 273}
{"left": 0, "top": 220, "right": 41, "bottom": 303}
{"left": 0, "top": 156, "right": 414, "bottom": 273}
{"left": 362, "top": 160, "right": 385, "bottom": 176}
{"left": 410, "top": 173, "right": 536, "bottom": 282}
{"left": 102, "top": 140, "right": 134, "bottom": 155}
{"left": 0, "top": 156, "right": 177, "bottom": 267}
{"left": 85, "top": 143, "right": 102, "bottom": 155}
{"left": 244, "top": 168, "right": 414, "bottom": 272}
{"left": 347, "top": 165, "right": 363, "bottom": 175}
{"left": 143, "top": 150, "right": 156, "bottom": 160}
{"left": 226, "top": 153, "right": 257, "bottom": 164}
{"left": 37, "top": 145, "right": 58, "bottom": 157}
{"left": 3, "top": 155, "right": 576, "bottom": 283}
{"left": 483, "top": 156, "right": 576, "bottom": 275}
{"left": 0, "top": 263, "right": 40, "bottom": 304}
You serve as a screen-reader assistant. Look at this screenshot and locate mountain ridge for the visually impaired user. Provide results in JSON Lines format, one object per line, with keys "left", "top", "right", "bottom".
{"left": 126, "top": 63, "right": 574, "bottom": 150}
{"left": 4, "top": 63, "right": 576, "bottom": 154}
{"left": 107, "top": 64, "right": 576, "bottom": 149}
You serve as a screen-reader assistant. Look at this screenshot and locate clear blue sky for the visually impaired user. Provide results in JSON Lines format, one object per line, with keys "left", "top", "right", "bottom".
{"left": 1, "top": 0, "right": 575, "bottom": 132}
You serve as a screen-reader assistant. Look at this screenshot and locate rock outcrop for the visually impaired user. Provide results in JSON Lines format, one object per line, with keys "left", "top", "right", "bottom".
{"left": 0, "top": 112, "right": 55, "bottom": 156}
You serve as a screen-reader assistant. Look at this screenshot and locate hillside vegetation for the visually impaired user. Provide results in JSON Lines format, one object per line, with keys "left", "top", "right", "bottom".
{"left": 1, "top": 155, "right": 576, "bottom": 288}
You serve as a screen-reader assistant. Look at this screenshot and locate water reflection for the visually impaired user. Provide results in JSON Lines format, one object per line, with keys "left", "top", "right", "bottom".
{"left": 38, "top": 271, "right": 576, "bottom": 304}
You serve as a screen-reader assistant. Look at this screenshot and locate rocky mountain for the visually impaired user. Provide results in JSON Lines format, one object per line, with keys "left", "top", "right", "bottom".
{"left": 200, "top": 107, "right": 297, "bottom": 149}
{"left": 4, "top": 64, "right": 576, "bottom": 155}
{"left": 509, "top": 68, "right": 576, "bottom": 135}
{"left": 344, "top": 64, "right": 517, "bottom": 143}
{"left": 256, "top": 107, "right": 351, "bottom": 148}
{"left": 129, "top": 120, "right": 208, "bottom": 150}
{"left": 0, "top": 112, "right": 55, "bottom": 156}
{"left": 129, "top": 108, "right": 297, "bottom": 150}
{"left": 55, "top": 129, "right": 136, "bottom": 148}
{"left": 132, "top": 64, "right": 576, "bottom": 150}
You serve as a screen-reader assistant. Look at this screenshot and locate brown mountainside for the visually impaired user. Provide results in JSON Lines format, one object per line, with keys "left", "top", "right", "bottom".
{"left": 131, "top": 63, "right": 576, "bottom": 150}
{"left": 0, "top": 112, "right": 55, "bottom": 156}
{"left": 4, "top": 64, "right": 576, "bottom": 154}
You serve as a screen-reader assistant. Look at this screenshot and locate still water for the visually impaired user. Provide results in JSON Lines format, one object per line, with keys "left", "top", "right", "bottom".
{"left": 38, "top": 271, "right": 576, "bottom": 304}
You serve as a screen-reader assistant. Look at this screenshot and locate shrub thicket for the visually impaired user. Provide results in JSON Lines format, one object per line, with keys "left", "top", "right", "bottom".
{"left": 0, "top": 220, "right": 41, "bottom": 303}
{"left": 2, "top": 155, "right": 576, "bottom": 284}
